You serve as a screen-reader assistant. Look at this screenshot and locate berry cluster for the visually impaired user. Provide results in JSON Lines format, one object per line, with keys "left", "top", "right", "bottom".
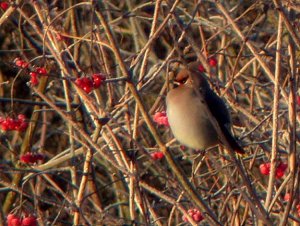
{"left": 153, "top": 111, "right": 169, "bottom": 127}
{"left": 0, "top": 114, "right": 28, "bottom": 132}
{"left": 259, "top": 162, "right": 270, "bottom": 175}
{"left": 150, "top": 151, "right": 164, "bottom": 160}
{"left": 20, "top": 152, "right": 44, "bottom": 164}
{"left": 14, "top": 58, "right": 29, "bottom": 69}
{"left": 196, "top": 57, "right": 218, "bottom": 73}
{"left": 14, "top": 58, "right": 47, "bottom": 86}
{"left": 259, "top": 162, "right": 288, "bottom": 179}
{"left": 0, "top": 1, "right": 9, "bottom": 11}
{"left": 7, "top": 214, "right": 37, "bottom": 226}
{"left": 29, "top": 67, "right": 47, "bottom": 86}
{"left": 182, "top": 208, "right": 204, "bottom": 223}
{"left": 75, "top": 73, "right": 106, "bottom": 93}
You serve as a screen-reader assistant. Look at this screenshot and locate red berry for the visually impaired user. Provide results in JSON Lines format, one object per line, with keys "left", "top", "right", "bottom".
{"left": 21, "top": 62, "right": 29, "bottom": 69}
{"left": 10, "top": 218, "right": 22, "bottom": 226}
{"left": 197, "top": 64, "right": 205, "bottom": 72}
{"left": 5, "top": 117, "right": 14, "bottom": 130}
{"left": 81, "top": 77, "right": 93, "bottom": 87}
{"left": 22, "top": 216, "right": 37, "bottom": 226}
{"left": 14, "top": 58, "right": 24, "bottom": 67}
{"left": 29, "top": 72, "right": 38, "bottom": 77}
{"left": 153, "top": 111, "right": 169, "bottom": 127}
{"left": 0, "top": 2, "right": 9, "bottom": 11}
{"left": 275, "top": 170, "right": 284, "bottom": 179}
{"left": 17, "top": 114, "right": 26, "bottom": 122}
{"left": 75, "top": 78, "right": 83, "bottom": 86}
{"left": 259, "top": 162, "right": 271, "bottom": 176}
{"left": 192, "top": 212, "right": 203, "bottom": 222}
{"left": 1, "top": 120, "right": 9, "bottom": 131}
{"left": 36, "top": 67, "right": 47, "bottom": 75}
{"left": 81, "top": 84, "right": 92, "bottom": 93}
{"left": 20, "top": 152, "right": 44, "bottom": 164}
{"left": 7, "top": 213, "right": 16, "bottom": 221}
{"left": 14, "top": 57, "right": 29, "bottom": 69}
{"left": 208, "top": 57, "right": 218, "bottom": 67}
{"left": 20, "top": 153, "right": 35, "bottom": 164}
{"left": 30, "top": 72, "right": 39, "bottom": 86}
{"left": 20, "top": 153, "right": 34, "bottom": 164}
{"left": 182, "top": 208, "right": 203, "bottom": 223}
{"left": 30, "top": 76, "right": 39, "bottom": 86}
{"left": 7, "top": 214, "right": 22, "bottom": 226}
{"left": 92, "top": 73, "right": 106, "bottom": 88}
{"left": 151, "top": 151, "right": 164, "bottom": 160}
{"left": 155, "top": 152, "right": 164, "bottom": 159}
{"left": 75, "top": 77, "right": 94, "bottom": 93}
{"left": 276, "top": 162, "right": 288, "bottom": 179}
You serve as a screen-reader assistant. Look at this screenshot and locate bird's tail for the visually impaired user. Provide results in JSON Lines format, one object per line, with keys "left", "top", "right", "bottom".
{"left": 221, "top": 125, "right": 245, "bottom": 154}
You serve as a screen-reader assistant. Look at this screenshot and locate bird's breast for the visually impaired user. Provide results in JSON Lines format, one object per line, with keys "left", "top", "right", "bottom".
{"left": 166, "top": 87, "right": 218, "bottom": 150}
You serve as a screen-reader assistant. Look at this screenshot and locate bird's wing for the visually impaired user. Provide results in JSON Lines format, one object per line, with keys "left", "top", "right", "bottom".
{"left": 202, "top": 89, "right": 245, "bottom": 154}
{"left": 204, "top": 90, "right": 231, "bottom": 126}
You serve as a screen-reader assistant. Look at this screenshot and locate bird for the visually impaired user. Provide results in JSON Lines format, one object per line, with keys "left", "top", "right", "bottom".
{"left": 166, "top": 62, "right": 244, "bottom": 154}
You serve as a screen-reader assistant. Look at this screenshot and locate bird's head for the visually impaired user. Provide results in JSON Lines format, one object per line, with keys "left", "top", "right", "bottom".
{"left": 174, "top": 62, "right": 210, "bottom": 90}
